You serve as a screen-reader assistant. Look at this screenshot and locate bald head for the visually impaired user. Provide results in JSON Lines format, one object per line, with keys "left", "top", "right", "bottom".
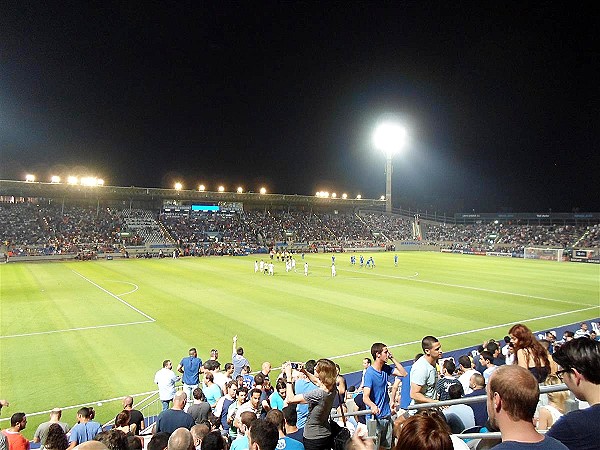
{"left": 168, "top": 428, "right": 194, "bottom": 450}
{"left": 173, "top": 391, "right": 187, "bottom": 409}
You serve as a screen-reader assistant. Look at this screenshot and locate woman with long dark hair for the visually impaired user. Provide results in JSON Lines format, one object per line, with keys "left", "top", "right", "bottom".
{"left": 42, "top": 423, "right": 68, "bottom": 450}
{"left": 509, "top": 323, "right": 551, "bottom": 383}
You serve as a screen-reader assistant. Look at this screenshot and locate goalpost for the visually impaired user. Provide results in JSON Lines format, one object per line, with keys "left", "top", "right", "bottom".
{"left": 524, "top": 247, "right": 564, "bottom": 262}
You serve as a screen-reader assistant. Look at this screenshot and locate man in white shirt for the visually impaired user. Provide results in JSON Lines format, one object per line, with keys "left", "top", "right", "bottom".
{"left": 155, "top": 360, "right": 181, "bottom": 411}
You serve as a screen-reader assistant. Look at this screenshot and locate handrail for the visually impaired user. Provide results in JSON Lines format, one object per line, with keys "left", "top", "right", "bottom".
{"left": 407, "top": 382, "right": 568, "bottom": 410}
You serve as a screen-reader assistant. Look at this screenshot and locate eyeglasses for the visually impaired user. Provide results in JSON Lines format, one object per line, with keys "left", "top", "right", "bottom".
{"left": 556, "top": 369, "right": 571, "bottom": 381}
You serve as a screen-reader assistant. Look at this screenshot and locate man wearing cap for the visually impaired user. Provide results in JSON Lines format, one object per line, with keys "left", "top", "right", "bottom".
{"left": 33, "top": 408, "right": 70, "bottom": 445}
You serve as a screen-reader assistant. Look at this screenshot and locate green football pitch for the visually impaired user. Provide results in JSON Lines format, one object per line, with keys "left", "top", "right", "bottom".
{"left": 1, "top": 252, "right": 598, "bottom": 437}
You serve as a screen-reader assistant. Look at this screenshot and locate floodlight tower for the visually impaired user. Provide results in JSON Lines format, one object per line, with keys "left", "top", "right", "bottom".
{"left": 373, "top": 122, "right": 407, "bottom": 213}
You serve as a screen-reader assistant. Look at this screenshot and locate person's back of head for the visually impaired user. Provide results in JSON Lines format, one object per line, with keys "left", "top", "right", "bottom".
{"left": 248, "top": 419, "right": 278, "bottom": 450}
{"left": 443, "top": 359, "right": 456, "bottom": 375}
{"left": 448, "top": 383, "right": 464, "bottom": 400}
{"left": 265, "top": 409, "right": 284, "bottom": 432}
{"left": 168, "top": 428, "right": 194, "bottom": 450}
{"left": 396, "top": 412, "right": 452, "bottom": 450}
{"left": 193, "top": 388, "right": 206, "bottom": 402}
{"left": 240, "top": 412, "right": 257, "bottom": 430}
{"left": 78, "top": 407, "right": 92, "bottom": 420}
{"left": 173, "top": 391, "right": 188, "bottom": 408}
{"left": 253, "top": 372, "right": 265, "bottom": 386}
{"left": 304, "top": 360, "right": 316, "bottom": 375}
{"left": 123, "top": 397, "right": 134, "bottom": 408}
{"left": 458, "top": 355, "right": 472, "bottom": 370}
{"left": 77, "top": 442, "right": 109, "bottom": 450}
{"left": 470, "top": 373, "right": 485, "bottom": 390}
{"left": 126, "top": 435, "right": 142, "bottom": 450}
{"left": 281, "top": 406, "right": 297, "bottom": 427}
{"left": 95, "top": 430, "right": 129, "bottom": 450}
{"left": 488, "top": 365, "right": 539, "bottom": 423}
{"left": 190, "top": 424, "right": 210, "bottom": 446}
{"left": 148, "top": 433, "right": 170, "bottom": 450}
{"left": 200, "top": 431, "right": 224, "bottom": 450}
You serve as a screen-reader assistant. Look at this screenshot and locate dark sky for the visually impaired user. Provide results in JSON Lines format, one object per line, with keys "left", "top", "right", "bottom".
{"left": 1, "top": 2, "right": 598, "bottom": 213}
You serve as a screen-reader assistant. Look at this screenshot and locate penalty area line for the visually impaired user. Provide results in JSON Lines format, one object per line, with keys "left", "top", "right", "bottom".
{"left": 325, "top": 305, "right": 599, "bottom": 361}
{"left": 72, "top": 270, "right": 155, "bottom": 321}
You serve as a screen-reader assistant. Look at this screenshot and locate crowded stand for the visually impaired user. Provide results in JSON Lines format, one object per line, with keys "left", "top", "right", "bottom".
{"left": 2, "top": 322, "right": 599, "bottom": 450}
{"left": 2, "top": 201, "right": 599, "bottom": 260}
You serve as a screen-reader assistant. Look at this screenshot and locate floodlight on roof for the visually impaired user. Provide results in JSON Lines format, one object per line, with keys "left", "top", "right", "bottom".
{"left": 356, "top": 194, "right": 362, "bottom": 199}
{"left": 199, "top": 184, "right": 205, "bottom": 192}
{"left": 25, "top": 174, "right": 35, "bottom": 182}
{"left": 218, "top": 185, "right": 225, "bottom": 192}
{"left": 51, "top": 176, "right": 61, "bottom": 183}
{"left": 373, "top": 122, "right": 407, "bottom": 157}
{"left": 237, "top": 187, "right": 243, "bottom": 194}
{"left": 67, "top": 176, "right": 78, "bottom": 185}
{"left": 96, "top": 179, "right": 104, "bottom": 186}
{"left": 259, "top": 187, "right": 267, "bottom": 195}
{"left": 380, "top": 195, "right": 385, "bottom": 200}
{"left": 331, "top": 193, "right": 337, "bottom": 198}
{"left": 342, "top": 193, "right": 347, "bottom": 199}
{"left": 174, "top": 182, "right": 183, "bottom": 190}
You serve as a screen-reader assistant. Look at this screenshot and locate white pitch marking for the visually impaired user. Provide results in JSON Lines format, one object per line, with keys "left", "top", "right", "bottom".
{"left": 106, "top": 280, "right": 140, "bottom": 296}
{"left": 313, "top": 264, "right": 592, "bottom": 307}
{"left": 325, "top": 306, "right": 599, "bottom": 361}
{"left": 72, "top": 271, "right": 155, "bottom": 321}
{"left": 0, "top": 320, "right": 154, "bottom": 339}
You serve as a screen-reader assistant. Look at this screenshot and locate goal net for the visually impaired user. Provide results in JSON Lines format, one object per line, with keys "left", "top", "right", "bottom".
{"left": 524, "top": 247, "right": 564, "bottom": 262}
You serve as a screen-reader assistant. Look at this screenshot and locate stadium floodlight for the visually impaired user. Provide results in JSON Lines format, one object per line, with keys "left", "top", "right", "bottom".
{"left": 331, "top": 193, "right": 337, "bottom": 198}
{"left": 356, "top": 194, "right": 362, "bottom": 199}
{"left": 218, "top": 185, "right": 225, "bottom": 192}
{"left": 259, "top": 187, "right": 267, "bottom": 195}
{"left": 67, "top": 176, "right": 78, "bottom": 185}
{"left": 380, "top": 195, "right": 385, "bottom": 200}
{"left": 237, "top": 187, "right": 243, "bottom": 194}
{"left": 373, "top": 121, "right": 407, "bottom": 213}
{"left": 96, "top": 179, "right": 104, "bottom": 186}
{"left": 342, "top": 193, "right": 348, "bottom": 199}
{"left": 174, "top": 182, "right": 182, "bottom": 190}
{"left": 25, "top": 174, "right": 35, "bottom": 182}
{"left": 81, "top": 176, "right": 98, "bottom": 186}
{"left": 51, "top": 176, "right": 61, "bottom": 183}
{"left": 199, "top": 184, "right": 206, "bottom": 192}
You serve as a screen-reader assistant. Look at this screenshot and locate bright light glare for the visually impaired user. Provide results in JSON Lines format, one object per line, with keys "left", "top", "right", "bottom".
{"left": 51, "top": 176, "right": 61, "bottom": 183}
{"left": 67, "top": 176, "right": 78, "bottom": 185}
{"left": 199, "top": 184, "right": 205, "bottom": 191}
{"left": 96, "top": 179, "right": 104, "bottom": 186}
{"left": 356, "top": 194, "right": 362, "bottom": 199}
{"left": 80, "top": 177, "right": 98, "bottom": 186}
{"left": 237, "top": 187, "right": 243, "bottom": 194}
{"left": 174, "top": 182, "right": 182, "bottom": 190}
{"left": 373, "top": 122, "right": 407, "bottom": 157}
{"left": 380, "top": 195, "right": 386, "bottom": 200}
{"left": 342, "top": 193, "right": 347, "bottom": 199}
{"left": 331, "top": 193, "right": 337, "bottom": 198}
{"left": 259, "top": 187, "right": 267, "bottom": 195}
{"left": 25, "top": 174, "right": 35, "bottom": 182}
{"left": 218, "top": 186, "right": 225, "bottom": 192}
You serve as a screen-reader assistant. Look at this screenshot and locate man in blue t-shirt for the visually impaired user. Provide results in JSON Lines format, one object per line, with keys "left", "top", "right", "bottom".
{"left": 178, "top": 348, "right": 202, "bottom": 406}
{"left": 363, "top": 343, "right": 407, "bottom": 450}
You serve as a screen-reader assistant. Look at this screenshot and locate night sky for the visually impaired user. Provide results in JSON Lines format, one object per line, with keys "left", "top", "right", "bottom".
{"left": 1, "top": 2, "right": 598, "bottom": 213}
